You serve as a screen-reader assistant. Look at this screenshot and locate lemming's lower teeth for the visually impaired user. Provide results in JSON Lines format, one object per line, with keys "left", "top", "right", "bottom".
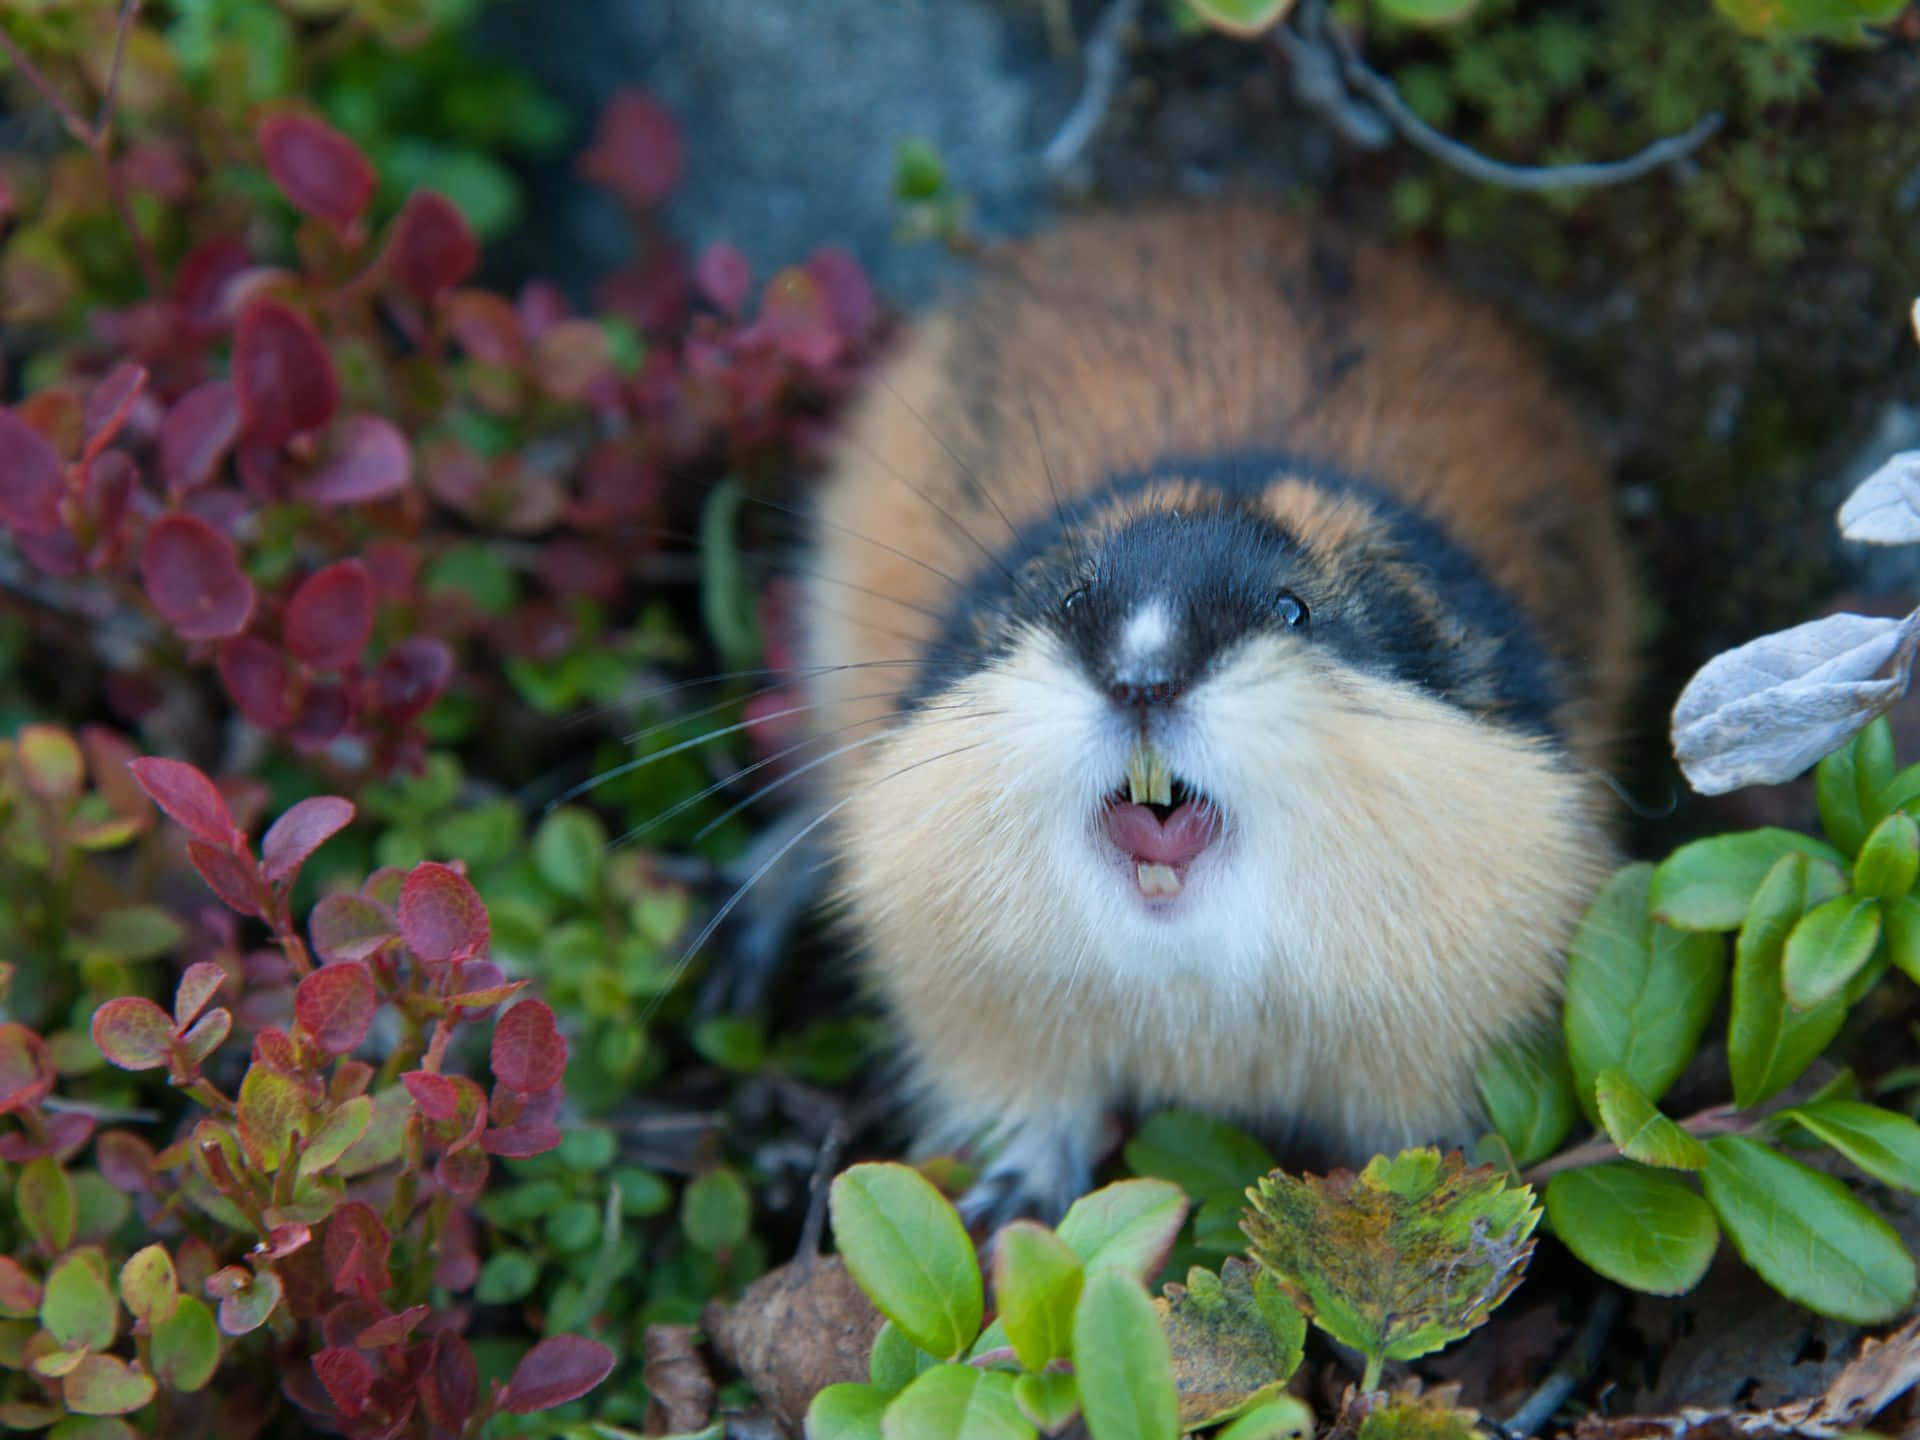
{"left": 1126, "top": 741, "right": 1174, "bottom": 807}
{"left": 1135, "top": 862, "right": 1182, "bottom": 899}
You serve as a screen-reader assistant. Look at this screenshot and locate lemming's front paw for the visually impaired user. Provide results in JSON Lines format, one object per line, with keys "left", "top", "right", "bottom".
{"left": 952, "top": 1120, "right": 1097, "bottom": 1234}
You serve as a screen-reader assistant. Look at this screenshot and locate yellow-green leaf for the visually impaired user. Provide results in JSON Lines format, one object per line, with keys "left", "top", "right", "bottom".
{"left": 1593, "top": 1070, "right": 1708, "bottom": 1170}
{"left": 830, "top": 1163, "right": 981, "bottom": 1360}
{"left": 1073, "top": 1270, "right": 1178, "bottom": 1440}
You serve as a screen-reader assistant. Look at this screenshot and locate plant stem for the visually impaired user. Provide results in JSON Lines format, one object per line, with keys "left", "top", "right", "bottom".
{"left": 1520, "top": 1103, "right": 1748, "bottom": 1185}
{"left": 1361, "top": 1351, "right": 1383, "bottom": 1392}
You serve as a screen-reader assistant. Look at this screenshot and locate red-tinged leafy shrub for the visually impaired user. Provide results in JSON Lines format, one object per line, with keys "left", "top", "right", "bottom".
{"left": 0, "top": 739, "right": 614, "bottom": 1434}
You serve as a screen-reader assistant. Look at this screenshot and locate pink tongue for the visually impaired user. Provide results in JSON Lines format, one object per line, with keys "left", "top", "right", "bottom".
{"left": 1105, "top": 801, "right": 1219, "bottom": 866}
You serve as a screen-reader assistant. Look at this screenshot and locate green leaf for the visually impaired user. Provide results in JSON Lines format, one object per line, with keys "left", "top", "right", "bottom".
{"left": 1376, "top": 0, "right": 1480, "bottom": 20}
{"left": 1155, "top": 1258, "right": 1305, "bottom": 1429}
{"left": 1728, "top": 852, "right": 1850, "bottom": 1108}
{"left": 869, "top": 1321, "right": 942, "bottom": 1392}
{"left": 1476, "top": 1033, "right": 1579, "bottom": 1167}
{"left": 1184, "top": 0, "right": 1297, "bottom": 37}
{"left": 1817, "top": 718, "right": 1895, "bottom": 856}
{"left": 1594, "top": 1070, "right": 1709, "bottom": 1169}
{"left": 809, "top": 1382, "right": 891, "bottom": 1440}
{"left": 1544, "top": 1164, "right": 1718, "bottom": 1295}
{"left": 43, "top": 1253, "right": 118, "bottom": 1354}
{"left": 17, "top": 1157, "right": 77, "bottom": 1253}
{"left": 1885, "top": 894, "right": 1920, "bottom": 983}
{"left": 85, "top": 906, "right": 185, "bottom": 961}
{"left": 1012, "top": 1373, "right": 1080, "bottom": 1433}
{"left": 1855, "top": 813, "right": 1920, "bottom": 903}
{"left": 691, "top": 1015, "right": 766, "bottom": 1073}
{"left": 62, "top": 1354, "right": 156, "bottom": 1416}
{"left": 682, "top": 1169, "right": 751, "bottom": 1253}
{"left": 830, "top": 1163, "right": 982, "bottom": 1359}
{"left": 151, "top": 1295, "right": 220, "bottom": 1393}
{"left": 532, "top": 806, "right": 605, "bottom": 901}
{"left": 1217, "top": 1397, "right": 1316, "bottom": 1440}
{"left": 1054, "top": 1178, "right": 1189, "bottom": 1280}
{"left": 700, "top": 478, "right": 761, "bottom": 669}
{"left": 1073, "top": 1270, "right": 1179, "bottom": 1440}
{"left": 297, "top": 1096, "right": 372, "bottom": 1177}
{"left": 1781, "top": 1101, "right": 1920, "bottom": 1191}
{"left": 1782, "top": 895, "right": 1882, "bottom": 1009}
{"left": 1565, "top": 864, "right": 1725, "bottom": 1117}
{"left": 236, "top": 1066, "right": 306, "bottom": 1172}
{"left": 1701, "top": 1135, "right": 1916, "bottom": 1323}
{"left": 475, "top": 1251, "right": 540, "bottom": 1304}
{"left": 1242, "top": 1150, "right": 1539, "bottom": 1375}
{"left": 116, "top": 1246, "right": 177, "bottom": 1328}
{"left": 881, "top": 1366, "right": 1034, "bottom": 1440}
{"left": 1651, "top": 829, "right": 1846, "bottom": 930}
{"left": 1125, "top": 1109, "right": 1276, "bottom": 1200}
{"left": 992, "top": 1222, "right": 1084, "bottom": 1371}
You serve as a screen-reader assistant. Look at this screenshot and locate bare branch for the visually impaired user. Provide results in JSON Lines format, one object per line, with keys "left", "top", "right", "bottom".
{"left": 1041, "top": 0, "right": 1143, "bottom": 177}
{"left": 0, "top": 23, "right": 96, "bottom": 144}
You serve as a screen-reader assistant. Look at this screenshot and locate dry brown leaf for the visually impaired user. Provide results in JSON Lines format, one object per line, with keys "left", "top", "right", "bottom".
{"left": 642, "top": 1323, "right": 717, "bottom": 1435}
{"left": 705, "top": 1255, "right": 884, "bottom": 1433}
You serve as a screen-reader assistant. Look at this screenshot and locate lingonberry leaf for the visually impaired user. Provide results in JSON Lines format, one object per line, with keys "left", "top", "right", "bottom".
{"left": 159, "top": 381, "right": 241, "bottom": 497}
{"left": 310, "top": 893, "right": 398, "bottom": 962}
{"left": 174, "top": 961, "right": 228, "bottom": 1029}
{"left": 0, "top": 1022, "right": 54, "bottom": 1115}
{"left": 491, "top": 1000, "right": 566, "bottom": 1095}
{"left": 140, "top": 512, "right": 257, "bottom": 640}
{"left": 92, "top": 997, "right": 177, "bottom": 1071}
{"left": 0, "top": 406, "right": 66, "bottom": 536}
{"left": 187, "top": 840, "right": 265, "bottom": 919}
{"left": 499, "top": 1334, "right": 617, "bottom": 1414}
{"left": 576, "top": 90, "right": 682, "bottom": 209}
{"left": 371, "top": 636, "right": 454, "bottom": 723}
{"left": 398, "top": 862, "right": 489, "bottom": 961}
{"left": 696, "top": 242, "right": 751, "bottom": 316}
{"left": 233, "top": 298, "right": 339, "bottom": 448}
{"left": 295, "top": 415, "right": 411, "bottom": 506}
{"left": 385, "top": 191, "right": 479, "bottom": 303}
{"left": 284, "top": 562, "right": 375, "bottom": 671}
{"left": 262, "top": 795, "right": 355, "bottom": 885}
{"left": 295, "top": 962, "right": 378, "bottom": 1055}
{"left": 258, "top": 112, "right": 375, "bottom": 229}
{"left": 127, "top": 756, "right": 237, "bottom": 847}
{"left": 218, "top": 634, "right": 291, "bottom": 730}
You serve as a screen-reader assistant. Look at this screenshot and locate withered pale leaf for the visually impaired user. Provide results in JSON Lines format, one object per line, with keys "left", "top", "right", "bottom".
{"left": 1838, "top": 451, "right": 1920, "bottom": 545}
{"left": 1670, "top": 610, "right": 1920, "bottom": 796}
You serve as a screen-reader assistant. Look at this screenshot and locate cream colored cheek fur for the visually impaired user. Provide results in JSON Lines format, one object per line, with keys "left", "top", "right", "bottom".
{"left": 831, "top": 628, "right": 1611, "bottom": 1176}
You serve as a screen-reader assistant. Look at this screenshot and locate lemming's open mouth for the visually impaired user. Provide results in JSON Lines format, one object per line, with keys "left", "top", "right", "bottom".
{"left": 1100, "top": 741, "right": 1222, "bottom": 901}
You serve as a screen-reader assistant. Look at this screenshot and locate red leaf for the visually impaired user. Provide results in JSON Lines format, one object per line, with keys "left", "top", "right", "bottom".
{"left": 295, "top": 415, "right": 410, "bottom": 506}
{"left": 81, "top": 362, "right": 148, "bottom": 462}
{"left": 140, "top": 512, "right": 257, "bottom": 640}
{"left": 398, "top": 863, "right": 488, "bottom": 962}
{"left": 313, "top": 1346, "right": 375, "bottom": 1420}
{"left": 259, "top": 112, "right": 375, "bottom": 230}
{"left": 0, "top": 1255, "right": 42, "bottom": 1314}
{"left": 419, "top": 1333, "right": 478, "bottom": 1428}
{"left": 499, "top": 1334, "right": 616, "bottom": 1414}
{"left": 444, "top": 291, "right": 524, "bottom": 366}
{"left": 83, "top": 450, "right": 135, "bottom": 541}
{"left": 807, "top": 246, "right": 878, "bottom": 339}
{"left": 696, "top": 242, "right": 751, "bottom": 316}
{"left": 284, "top": 561, "right": 375, "bottom": 671}
{"left": 491, "top": 1001, "right": 565, "bottom": 1095}
{"left": 127, "top": 756, "right": 239, "bottom": 846}
{"left": 233, "top": 298, "right": 339, "bottom": 449}
{"left": 295, "top": 963, "right": 378, "bottom": 1055}
{"left": 174, "top": 235, "right": 252, "bottom": 333}
{"left": 262, "top": 795, "right": 356, "bottom": 884}
{"left": 189, "top": 840, "right": 266, "bottom": 919}
{"left": 435, "top": 1143, "right": 489, "bottom": 1199}
{"left": 174, "top": 961, "right": 228, "bottom": 1028}
{"left": 0, "top": 408, "right": 66, "bottom": 536}
{"left": 385, "top": 192, "right": 478, "bottom": 304}
{"left": 95, "top": 1131, "right": 156, "bottom": 1191}
{"left": 371, "top": 637, "right": 454, "bottom": 726}
{"left": 481, "top": 1113, "right": 562, "bottom": 1158}
{"left": 325, "top": 1202, "right": 392, "bottom": 1298}
{"left": 355, "top": 1303, "right": 430, "bottom": 1349}
{"left": 287, "top": 681, "right": 352, "bottom": 751}
{"left": 309, "top": 893, "right": 398, "bottom": 963}
{"left": 756, "top": 266, "right": 840, "bottom": 367}
{"left": 252, "top": 1026, "right": 300, "bottom": 1073}
{"left": 400, "top": 1070, "right": 461, "bottom": 1121}
{"left": 0, "top": 1022, "right": 54, "bottom": 1114}
{"left": 159, "top": 381, "right": 241, "bottom": 497}
{"left": 577, "top": 91, "right": 682, "bottom": 209}
{"left": 218, "top": 635, "right": 292, "bottom": 730}
{"left": 92, "top": 997, "right": 177, "bottom": 1070}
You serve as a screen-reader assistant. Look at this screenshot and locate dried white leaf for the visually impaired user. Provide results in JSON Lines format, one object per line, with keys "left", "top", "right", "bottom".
{"left": 1838, "top": 450, "right": 1920, "bottom": 545}
{"left": 1671, "top": 609, "right": 1920, "bottom": 795}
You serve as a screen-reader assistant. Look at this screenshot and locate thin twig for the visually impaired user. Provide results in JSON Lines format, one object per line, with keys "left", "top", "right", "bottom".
{"left": 95, "top": 0, "right": 142, "bottom": 143}
{"left": 1309, "top": 0, "right": 1723, "bottom": 191}
{"left": 1520, "top": 1103, "right": 1746, "bottom": 1186}
{"left": 796, "top": 1114, "right": 849, "bottom": 1264}
{"left": 1502, "top": 1287, "right": 1623, "bottom": 1439}
{"left": 0, "top": 25, "right": 95, "bottom": 143}
{"left": 1042, "top": 0, "right": 1143, "bottom": 176}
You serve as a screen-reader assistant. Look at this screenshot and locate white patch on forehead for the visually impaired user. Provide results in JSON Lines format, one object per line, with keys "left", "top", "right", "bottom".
{"left": 1119, "top": 598, "right": 1172, "bottom": 660}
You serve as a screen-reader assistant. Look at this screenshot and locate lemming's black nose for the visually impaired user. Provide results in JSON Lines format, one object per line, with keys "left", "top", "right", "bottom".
{"left": 1107, "top": 673, "right": 1183, "bottom": 709}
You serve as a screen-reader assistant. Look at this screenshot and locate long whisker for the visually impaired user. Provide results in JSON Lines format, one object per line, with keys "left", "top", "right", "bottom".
{"left": 637, "top": 736, "right": 991, "bottom": 1024}
{"left": 1023, "top": 387, "right": 1088, "bottom": 577}
{"left": 743, "top": 493, "right": 975, "bottom": 598}
{"left": 876, "top": 373, "right": 1025, "bottom": 548}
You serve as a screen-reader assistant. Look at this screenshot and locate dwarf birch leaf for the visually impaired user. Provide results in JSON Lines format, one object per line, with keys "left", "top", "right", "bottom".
{"left": 1564, "top": 864, "right": 1725, "bottom": 1117}
{"left": 1240, "top": 1149, "right": 1539, "bottom": 1371}
{"left": 1839, "top": 451, "right": 1920, "bottom": 544}
{"left": 1073, "top": 1270, "right": 1178, "bottom": 1440}
{"left": 830, "top": 1163, "right": 981, "bottom": 1359}
{"left": 1781, "top": 1101, "right": 1920, "bottom": 1192}
{"left": 1545, "top": 1163, "right": 1717, "bottom": 1296}
{"left": 1651, "top": 828, "right": 1848, "bottom": 931}
{"left": 1702, "top": 1135, "right": 1915, "bottom": 1323}
{"left": 1594, "top": 1070, "right": 1709, "bottom": 1170}
{"left": 1154, "top": 1258, "right": 1306, "bottom": 1429}
{"left": 1729, "top": 852, "right": 1850, "bottom": 1108}
{"left": 1671, "top": 610, "right": 1920, "bottom": 796}
{"left": 1782, "top": 895, "right": 1882, "bottom": 1010}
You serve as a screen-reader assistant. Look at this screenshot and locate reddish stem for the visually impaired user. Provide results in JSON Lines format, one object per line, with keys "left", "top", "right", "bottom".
{"left": 1520, "top": 1103, "right": 1749, "bottom": 1185}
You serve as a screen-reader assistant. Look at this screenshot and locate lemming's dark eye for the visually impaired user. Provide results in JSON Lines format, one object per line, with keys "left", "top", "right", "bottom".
{"left": 1062, "top": 586, "right": 1089, "bottom": 616}
{"left": 1275, "top": 592, "right": 1308, "bottom": 628}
